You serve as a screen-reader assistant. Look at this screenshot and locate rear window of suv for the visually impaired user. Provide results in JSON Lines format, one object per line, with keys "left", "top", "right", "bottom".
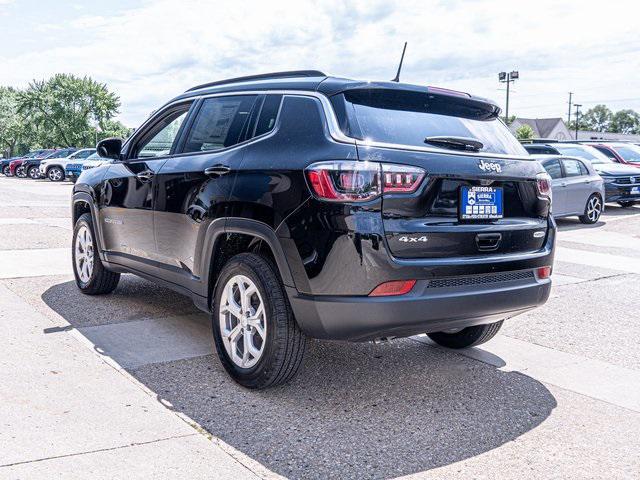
{"left": 333, "top": 88, "right": 527, "bottom": 156}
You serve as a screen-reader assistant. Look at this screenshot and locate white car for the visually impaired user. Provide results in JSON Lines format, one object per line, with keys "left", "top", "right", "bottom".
{"left": 39, "top": 148, "right": 96, "bottom": 181}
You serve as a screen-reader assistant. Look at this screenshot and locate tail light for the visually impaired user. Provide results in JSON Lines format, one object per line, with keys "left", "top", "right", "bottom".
{"left": 306, "top": 161, "right": 425, "bottom": 202}
{"left": 536, "top": 172, "right": 552, "bottom": 200}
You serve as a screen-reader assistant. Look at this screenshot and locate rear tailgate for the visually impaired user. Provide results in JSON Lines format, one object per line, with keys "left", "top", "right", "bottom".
{"left": 359, "top": 145, "right": 549, "bottom": 258}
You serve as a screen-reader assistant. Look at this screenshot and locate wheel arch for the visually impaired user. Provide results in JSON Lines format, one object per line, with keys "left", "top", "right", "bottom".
{"left": 201, "top": 218, "right": 298, "bottom": 309}
{"left": 72, "top": 192, "right": 107, "bottom": 256}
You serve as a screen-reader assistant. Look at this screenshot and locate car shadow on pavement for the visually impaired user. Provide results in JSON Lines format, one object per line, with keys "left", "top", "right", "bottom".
{"left": 42, "top": 278, "right": 557, "bottom": 480}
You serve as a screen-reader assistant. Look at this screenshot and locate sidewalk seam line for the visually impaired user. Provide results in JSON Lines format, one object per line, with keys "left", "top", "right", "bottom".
{"left": 0, "top": 433, "right": 198, "bottom": 468}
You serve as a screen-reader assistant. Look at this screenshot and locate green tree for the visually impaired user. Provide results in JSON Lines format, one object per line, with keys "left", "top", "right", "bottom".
{"left": 0, "top": 87, "right": 37, "bottom": 157}
{"left": 579, "top": 104, "right": 612, "bottom": 132}
{"left": 515, "top": 124, "right": 535, "bottom": 140}
{"left": 16, "top": 74, "right": 121, "bottom": 147}
{"left": 99, "top": 119, "right": 133, "bottom": 142}
{"left": 609, "top": 109, "right": 640, "bottom": 134}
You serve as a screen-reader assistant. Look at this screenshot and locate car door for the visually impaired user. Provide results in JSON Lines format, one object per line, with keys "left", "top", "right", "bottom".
{"left": 153, "top": 94, "right": 260, "bottom": 283}
{"left": 99, "top": 102, "right": 193, "bottom": 264}
{"left": 561, "top": 159, "right": 590, "bottom": 214}
{"left": 541, "top": 158, "right": 566, "bottom": 216}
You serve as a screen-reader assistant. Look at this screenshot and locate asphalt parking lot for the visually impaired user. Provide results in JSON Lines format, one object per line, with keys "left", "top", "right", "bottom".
{"left": 1, "top": 176, "right": 639, "bottom": 479}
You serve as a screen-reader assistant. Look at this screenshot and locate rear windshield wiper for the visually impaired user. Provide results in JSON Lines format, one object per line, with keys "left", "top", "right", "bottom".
{"left": 424, "top": 136, "right": 484, "bottom": 152}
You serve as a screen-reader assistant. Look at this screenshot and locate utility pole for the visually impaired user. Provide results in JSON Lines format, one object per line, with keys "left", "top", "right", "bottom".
{"left": 567, "top": 92, "right": 573, "bottom": 126}
{"left": 574, "top": 104, "right": 582, "bottom": 140}
{"left": 498, "top": 71, "right": 519, "bottom": 123}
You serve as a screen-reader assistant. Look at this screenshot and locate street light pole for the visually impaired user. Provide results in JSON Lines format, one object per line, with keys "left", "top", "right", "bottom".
{"left": 574, "top": 104, "right": 582, "bottom": 140}
{"left": 498, "top": 71, "right": 519, "bottom": 123}
{"left": 567, "top": 92, "right": 573, "bottom": 126}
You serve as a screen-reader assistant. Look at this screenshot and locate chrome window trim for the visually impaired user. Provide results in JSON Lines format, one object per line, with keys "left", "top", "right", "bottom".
{"left": 124, "top": 89, "right": 534, "bottom": 161}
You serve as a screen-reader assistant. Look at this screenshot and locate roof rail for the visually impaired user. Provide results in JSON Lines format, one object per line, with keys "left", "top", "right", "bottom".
{"left": 185, "top": 70, "right": 327, "bottom": 93}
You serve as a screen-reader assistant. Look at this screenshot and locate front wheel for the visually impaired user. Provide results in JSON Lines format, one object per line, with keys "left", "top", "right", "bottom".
{"left": 427, "top": 321, "right": 503, "bottom": 349}
{"left": 618, "top": 201, "right": 636, "bottom": 208}
{"left": 48, "top": 166, "right": 65, "bottom": 182}
{"left": 15, "top": 166, "right": 26, "bottom": 178}
{"left": 27, "top": 166, "right": 39, "bottom": 179}
{"left": 2, "top": 165, "right": 10, "bottom": 176}
{"left": 579, "top": 194, "right": 603, "bottom": 224}
{"left": 212, "top": 253, "right": 306, "bottom": 389}
{"left": 72, "top": 213, "right": 120, "bottom": 295}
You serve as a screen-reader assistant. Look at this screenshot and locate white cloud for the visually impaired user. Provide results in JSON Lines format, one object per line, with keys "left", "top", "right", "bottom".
{"left": 1, "top": 0, "right": 639, "bottom": 126}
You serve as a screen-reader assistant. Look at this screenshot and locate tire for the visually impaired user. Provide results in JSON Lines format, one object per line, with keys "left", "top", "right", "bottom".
{"left": 48, "top": 166, "right": 65, "bottom": 182}
{"left": 2, "top": 165, "right": 10, "bottom": 176}
{"left": 212, "top": 253, "right": 306, "bottom": 389}
{"left": 579, "top": 194, "right": 603, "bottom": 224}
{"left": 15, "top": 166, "right": 26, "bottom": 178}
{"left": 27, "top": 166, "right": 39, "bottom": 179}
{"left": 427, "top": 320, "right": 503, "bottom": 349}
{"left": 72, "top": 213, "right": 120, "bottom": 295}
{"left": 618, "top": 201, "right": 636, "bottom": 208}
{"left": 70, "top": 176, "right": 78, "bottom": 184}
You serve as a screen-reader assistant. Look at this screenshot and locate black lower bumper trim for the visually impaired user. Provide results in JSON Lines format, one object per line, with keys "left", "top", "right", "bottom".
{"left": 288, "top": 273, "right": 551, "bottom": 341}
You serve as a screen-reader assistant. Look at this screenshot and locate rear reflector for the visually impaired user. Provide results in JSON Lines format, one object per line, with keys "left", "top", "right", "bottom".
{"left": 536, "top": 266, "right": 552, "bottom": 279}
{"left": 369, "top": 280, "right": 416, "bottom": 297}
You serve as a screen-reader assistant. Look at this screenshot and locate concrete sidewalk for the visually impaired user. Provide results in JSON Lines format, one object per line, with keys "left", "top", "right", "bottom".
{"left": 0, "top": 283, "right": 270, "bottom": 479}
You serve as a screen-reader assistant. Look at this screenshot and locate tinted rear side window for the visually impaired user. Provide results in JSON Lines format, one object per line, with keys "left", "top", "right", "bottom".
{"left": 542, "top": 159, "right": 562, "bottom": 179}
{"left": 254, "top": 94, "right": 283, "bottom": 137}
{"left": 183, "top": 95, "right": 257, "bottom": 153}
{"left": 337, "top": 89, "right": 527, "bottom": 155}
{"left": 563, "top": 159, "right": 583, "bottom": 177}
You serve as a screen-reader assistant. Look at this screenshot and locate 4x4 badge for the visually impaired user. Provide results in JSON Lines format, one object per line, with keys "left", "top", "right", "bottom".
{"left": 478, "top": 160, "right": 502, "bottom": 173}
{"left": 398, "top": 235, "right": 428, "bottom": 243}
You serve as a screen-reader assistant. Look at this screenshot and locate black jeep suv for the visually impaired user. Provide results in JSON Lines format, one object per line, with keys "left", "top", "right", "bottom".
{"left": 71, "top": 71, "right": 555, "bottom": 388}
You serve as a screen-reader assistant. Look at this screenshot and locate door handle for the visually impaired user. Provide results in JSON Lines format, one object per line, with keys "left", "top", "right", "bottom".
{"left": 136, "top": 170, "right": 154, "bottom": 181}
{"left": 204, "top": 165, "right": 231, "bottom": 176}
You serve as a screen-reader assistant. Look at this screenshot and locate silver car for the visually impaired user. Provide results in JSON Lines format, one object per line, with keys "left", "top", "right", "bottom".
{"left": 533, "top": 155, "right": 605, "bottom": 224}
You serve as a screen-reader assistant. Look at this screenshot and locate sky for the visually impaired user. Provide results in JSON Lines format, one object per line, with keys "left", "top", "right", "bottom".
{"left": 1, "top": 0, "right": 639, "bottom": 127}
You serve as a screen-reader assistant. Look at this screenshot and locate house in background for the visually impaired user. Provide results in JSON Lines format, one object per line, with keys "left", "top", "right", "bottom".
{"left": 577, "top": 130, "right": 640, "bottom": 142}
{"left": 510, "top": 118, "right": 572, "bottom": 140}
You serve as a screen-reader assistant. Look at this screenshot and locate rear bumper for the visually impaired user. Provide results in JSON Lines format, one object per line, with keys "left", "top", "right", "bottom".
{"left": 288, "top": 271, "right": 551, "bottom": 341}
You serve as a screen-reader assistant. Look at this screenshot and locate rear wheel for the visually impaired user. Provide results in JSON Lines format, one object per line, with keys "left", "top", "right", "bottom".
{"left": 2, "top": 165, "right": 10, "bottom": 176}
{"left": 15, "top": 166, "right": 26, "bottom": 178}
{"left": 72, "top": 213, "right": 120, "bottom": 295}
{"left": 212, "top": 253, "right": 306, "bottom": 389}
{"left": 27, "top": 166, "right": 39, "bottom": 179}
{"left": 579, "top": 194, "right": 602, "bottom": 224}
{"left": 618, "top": 201, "right": 636, "bottom": 208}
{"left": 427, "top": 321, "right": 503, "bottom": 349}
{"left": 48, "top": 166, "right": 65, "bottom": 182}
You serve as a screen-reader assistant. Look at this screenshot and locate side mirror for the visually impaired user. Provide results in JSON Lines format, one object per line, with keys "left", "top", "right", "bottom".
{"left": 96, "top": 138, "right": 123, "bottom": 160}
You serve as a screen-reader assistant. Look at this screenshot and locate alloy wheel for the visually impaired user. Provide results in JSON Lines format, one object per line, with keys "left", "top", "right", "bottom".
{"left": 74, "top": 225, "right": 94, "bottom": 283}
{"left": 49, "top": 168, "right": 63, "bottom": 181}
{"left": 219, "top": 274, "right": 267, "bottom": 369}
{"left": 587, "top": 196, "right": 602, "bottom": 222}
{"left": 28, "top": 167, "right": 39, "bottom": 179}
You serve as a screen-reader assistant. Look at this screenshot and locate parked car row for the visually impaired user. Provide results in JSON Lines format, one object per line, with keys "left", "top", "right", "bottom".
{"left": 0, "top": 148, "right": 96, "bottom": 181}
{"left": 523, "top": 141, "right": 640, "bottom": 223}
